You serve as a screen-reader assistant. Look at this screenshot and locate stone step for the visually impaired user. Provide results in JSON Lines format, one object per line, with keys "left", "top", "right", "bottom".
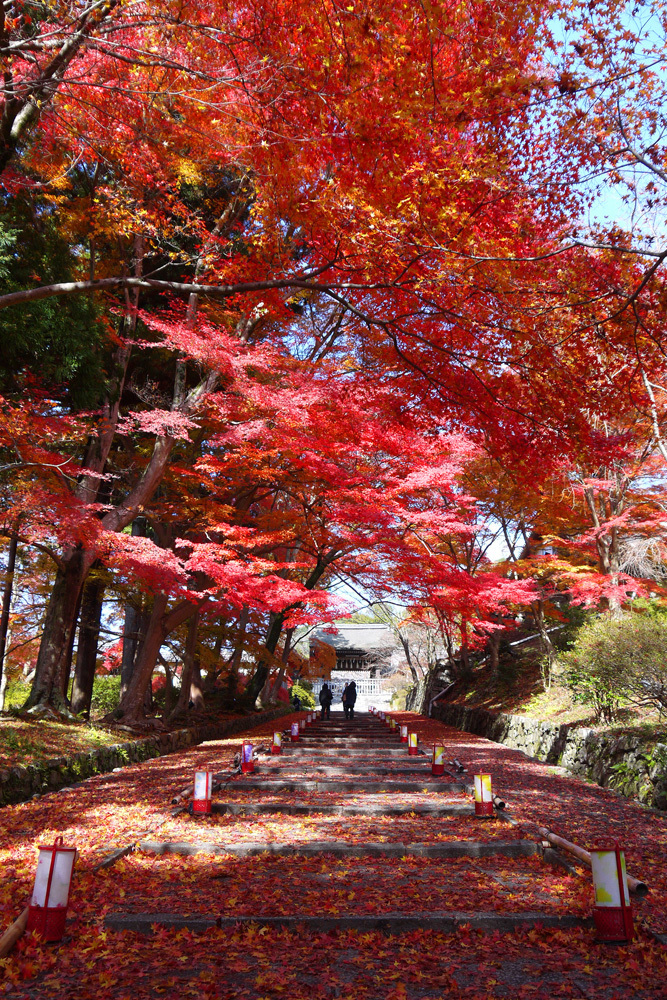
{"left": 106, "top": 910, "right": 592, "bottom": 935}
{"left": 256, "top": 766, "right": 434, "bottom": 777}
{"left": 278, "top": 748, "right": 416, "bottom": 758}
{"left": 233, "top": 779, "right": 462, "bottom": 793}
{"left": 138, "top": 838, "right": 536, "bottom": 859}
{"left": 293, "top": 737, "right": 402, "bottom": 745}
{"left": 210, "top": 800, "right": 472, "bottom": 817}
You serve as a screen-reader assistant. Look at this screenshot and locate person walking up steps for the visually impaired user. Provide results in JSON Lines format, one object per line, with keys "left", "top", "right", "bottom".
{"left": 344, "top": 680, "right": 357, "bottom": 719}
{"left": 319, "top": 682, "right": 333, "bottom": 720}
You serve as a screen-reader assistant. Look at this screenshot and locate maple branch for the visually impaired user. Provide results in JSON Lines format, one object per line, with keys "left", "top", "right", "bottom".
{"left": 0, "top": 0, "right": 121, "bottom": 173}
{"left": 0, "top": 269, "right": 337, "bottom": 310}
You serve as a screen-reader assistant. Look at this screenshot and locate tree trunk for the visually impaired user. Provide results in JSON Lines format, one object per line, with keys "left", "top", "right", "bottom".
{"left": 260, "top": 626, "right": 294, "bottom": 705}
{"left": 61, "top": 583, "right": 84, "bottom": 701}
{"left": 22, "top": 548, "right": 91, "bottom": 712}
{"left": 120, "top": 599, "right": 142, "bottom": 698}
{"left": 245, "top": 611, "right": 284, "bottom": 707}
{"left": 170, "top": 610, "right": 200, "bottom": 720}
{"left": 0, "top": 532, "right": 18, "bottom": 693}
{"left": 119, "top": 519, "right": 147, "bottom": 698}
{"left": 398, "top": 633, "right": 419, "bottom": 685}
{"left": 116, "top": 597, "right": 195, "bottom": 723}
{"left": 534, "top": 601, "right": 556, "bottom": 691}
{"left": 487, "top": 631, "right": 502, "bottom": 682}
{"left": 70, "top": 571, "right": 106, "bottom": 717}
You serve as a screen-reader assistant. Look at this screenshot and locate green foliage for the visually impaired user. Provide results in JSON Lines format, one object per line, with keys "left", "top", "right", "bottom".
{"left": 291, "top": 682, "right": 315, "bottom": 709}
{"left": 549, "top": 603, "right": 590, "bottom": 652}
{"left": 89, "top": 676, "right": 121, "bottom": 718}
{"left": 3, "top": 679, "right": 30, "bottom": 710}
{"left": 561, "top": 612, "right": 667, "bottom": 722}
{"left": 0, "top": 202, "right": 110, "bottom": 409}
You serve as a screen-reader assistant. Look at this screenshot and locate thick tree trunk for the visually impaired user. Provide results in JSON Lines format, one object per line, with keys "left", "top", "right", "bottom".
{"left": 487, "top": 631, "right": 502, "bottom": 681}
{"left": 120, "top": 600, "right": 142, "bottom": 699}
{"left": 70, "top": 572, "right": 106, "bottom": 717}
{"left": 245, "top": 611, "right": 284, "bottom": 707}
{"left": 0, "top": 532, "right": 18, "bottom": 693}
{"left": 116, "top": 598, "right": 195, "bottom": 723}
{"left": 61, "top": 584, "right": 84, "bottom": 700}
{"left": 260, "top": 626, "right": 294, "bottom": 705}
{"left": 398, "top": 633, "right": 419, "bottom": 686}
{"left": 119, "top": 519, "right": 147, "bottom": 699}
{"left": 23, "top": 549, "right": 91, "bottom": 712}
{"left": 116, "top": 593, "right": 168, "bottom": 721}
{"left": 170, "top": 610, "right": 200, "bottom": 720}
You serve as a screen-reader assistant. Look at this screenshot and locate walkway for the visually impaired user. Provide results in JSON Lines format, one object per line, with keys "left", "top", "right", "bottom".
{"left": 1, "top": 710, "right": 666, "bottom": 998}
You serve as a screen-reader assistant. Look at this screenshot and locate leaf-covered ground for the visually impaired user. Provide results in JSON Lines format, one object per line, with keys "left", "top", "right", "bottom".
{"left": 0, "top": 717, "right": 124, "bottom": 769}
{"left": 1, "top": 709, "right": 667, "bottom": 999}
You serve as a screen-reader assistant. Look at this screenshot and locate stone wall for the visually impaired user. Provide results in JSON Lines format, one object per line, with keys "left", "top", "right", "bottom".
{"left": 433, "top": 702, "right": 667, "bottom": 811}
{"left": 0, "top": 706, "right": 291, "bottom": 808}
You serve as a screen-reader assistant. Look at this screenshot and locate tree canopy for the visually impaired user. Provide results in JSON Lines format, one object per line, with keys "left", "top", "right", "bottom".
{"left": 1, "top": 0, "right": 667, "bottom": 721}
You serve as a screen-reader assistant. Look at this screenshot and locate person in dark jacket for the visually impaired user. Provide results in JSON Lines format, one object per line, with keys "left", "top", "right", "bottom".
{"left": 319, "top": 682, "right": 333, "bottom": 720}
{"left": 341, "top": 683, "right": 349, "bottom": 718}
{"left": 343, "top": 680, "right": 357, "bottom": 719}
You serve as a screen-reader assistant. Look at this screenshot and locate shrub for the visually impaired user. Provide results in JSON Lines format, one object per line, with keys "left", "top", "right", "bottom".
{"left": 290, "top": 682, "right": 316, "bottom": 709}
{"left": 89, "top": 675, "right": 121, "bottom": 718}
{"left": 2, "top": 679, "right": 30, "bottom": 711}
{"left": 561, "top": 612, "right": 667, "bottom": 722}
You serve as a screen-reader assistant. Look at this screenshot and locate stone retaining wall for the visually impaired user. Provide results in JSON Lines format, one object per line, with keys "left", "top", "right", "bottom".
{"left": 433, "top": 703, "right": 667, "bottom": 811}
{"left": 0, "top": 706, "right": 291, "bottom": 808}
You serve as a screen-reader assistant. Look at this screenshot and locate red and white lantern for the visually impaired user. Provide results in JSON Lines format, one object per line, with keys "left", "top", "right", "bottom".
{"left": 408, "top": 732, "right": 418, "bottom": 755}
{"left": 379, "top": 711, "right": 385, "bottom": 721}
{"left": 291, "top": 722, "right": 299, "bottom": 742}
{"left": 432, "top": 742, "right": 445, "bottom": 775}
{"left": 241, "top": 741, "right": 254, "bottom": 773}
{"left": 400, "top": 725, "right": 408, "bottom": 743}
{"left": 193, "top": 770, "right": 214, "bottom": 814}
{"left": 299, "top": 718, "right": 306, "bottom": 731}
{"left": 272, "top": 731, "right": 282, "bottom": 755}
{"left": 27, "top": 836, "right": 77, "bottom": 942}
{"left": 473, "top": 773, "right": 494, "bottom": 817}
{"left": 591, "top": 845, "right": 634, "bottom": 942}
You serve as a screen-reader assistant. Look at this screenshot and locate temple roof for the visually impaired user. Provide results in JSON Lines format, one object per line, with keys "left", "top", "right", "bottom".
{"left": 310, "top": 623, "right": 396, "bottom": 653}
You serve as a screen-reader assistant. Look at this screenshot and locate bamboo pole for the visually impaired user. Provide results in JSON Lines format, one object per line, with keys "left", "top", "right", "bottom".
{"left": 0, "top": 907, "right": 28, "bottom": 958}
{"left": 538, "top": 826, "right": 648, "bottom": 896}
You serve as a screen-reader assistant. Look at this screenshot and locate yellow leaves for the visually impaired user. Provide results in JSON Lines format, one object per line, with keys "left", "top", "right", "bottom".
{"left": 176, "top": 159, "right": 202, "bottom": 185}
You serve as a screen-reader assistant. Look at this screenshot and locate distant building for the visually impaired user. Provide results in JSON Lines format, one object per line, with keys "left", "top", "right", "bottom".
{"left": 309, "top": 623, "right": 403, "bottom": 702}
{"left": 309, "top": 623, "right": 399, "bottom": 674}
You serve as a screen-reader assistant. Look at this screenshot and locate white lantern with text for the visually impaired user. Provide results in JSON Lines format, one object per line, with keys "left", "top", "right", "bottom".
{"left": 272, "top": 731, "right": 282, "bottom": 755}
{"left": 193, "top": 770, "right": 214, "bottom": 814}
{"left": 291, "top": 722, "right": 299, "bottom": 742}
{"left": 473, "top": 773, "right": 494, "bottom": 817}
{"left": 408, "top": 732, "right": 418, "bottom": 756}
{"left": 591, "top": 845, "right": 634, "bottom": 942}
{"left": 400, "top": 725, "right": 408, "bottom": 743}
{"left": 432, "top": 742, "right": 445, "bottom": 776}
{"left": 27, "top": 837, "right": 77, "bottom": 942}
{"left": 241, "top": 741, "right": 254, "bottom": 774}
